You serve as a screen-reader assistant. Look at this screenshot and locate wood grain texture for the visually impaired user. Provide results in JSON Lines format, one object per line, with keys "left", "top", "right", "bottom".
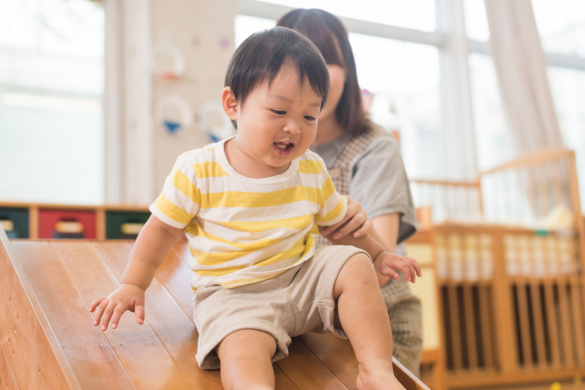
{"left": 0, "top": 342, "right": 17, "bottom": 390}
{"left": 0, "top": 230, "right": 75, "bottom": 389}
{"left": 1, "top": 232, "right": 424, "bottom": 390}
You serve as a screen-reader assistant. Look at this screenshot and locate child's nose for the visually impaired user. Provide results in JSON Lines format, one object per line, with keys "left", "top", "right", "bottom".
{"left": 284, "top": 119, "right": 301, "bottom": 134}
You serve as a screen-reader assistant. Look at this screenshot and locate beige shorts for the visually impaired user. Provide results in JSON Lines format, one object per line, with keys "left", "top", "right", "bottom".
{"left": 193, "top": 245, "right": 369, "bottom": 369}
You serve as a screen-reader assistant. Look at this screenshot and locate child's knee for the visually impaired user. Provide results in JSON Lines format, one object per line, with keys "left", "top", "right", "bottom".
{"left": 217, "top": 329, "right": 277, "bottom": 361}
{"left": 334, "top": 253, "right": 376, "bottom": 296}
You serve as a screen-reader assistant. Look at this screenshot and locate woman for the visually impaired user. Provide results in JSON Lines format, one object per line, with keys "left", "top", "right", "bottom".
{"left": 277, "top": 9, "right": 423, "bottom": 375}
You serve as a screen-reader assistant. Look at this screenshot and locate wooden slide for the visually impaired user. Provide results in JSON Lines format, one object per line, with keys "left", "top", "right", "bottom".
{"left": 0, "top": 225, "right": 429, "bottom": 389}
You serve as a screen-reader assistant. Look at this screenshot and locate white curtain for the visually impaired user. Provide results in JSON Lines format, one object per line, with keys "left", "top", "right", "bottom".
{"left": 484, "top": 0, "right": 563, "bottom": 153}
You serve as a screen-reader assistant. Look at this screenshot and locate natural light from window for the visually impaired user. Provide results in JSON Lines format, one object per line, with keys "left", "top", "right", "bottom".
{"left": 0, "top": 0, "right": 105, "bottom": 205}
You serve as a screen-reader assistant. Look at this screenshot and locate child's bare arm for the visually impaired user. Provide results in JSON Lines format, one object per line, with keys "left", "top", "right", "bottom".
{"left": 89, "top": 215, "right": 184, "bottom": 330}
{"left": 320, "top": 227, "right": 421, "bottom": 283}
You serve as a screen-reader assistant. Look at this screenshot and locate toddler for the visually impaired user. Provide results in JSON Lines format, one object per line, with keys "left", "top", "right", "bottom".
{"left": 90, "top": 27, "right": 421, "bottom": 390}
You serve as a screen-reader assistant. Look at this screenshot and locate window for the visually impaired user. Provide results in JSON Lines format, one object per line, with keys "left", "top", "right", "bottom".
{"left": 0, "top": 0, "right": 105, "bottom": 204}
{"left": 253, "top": 0, "right": 436, "bottom": 31}
{"left": 234, "top": 5, "right": 443, "bottom": 179}
{"left": 238, "top": 0, "right": 585, "bottom": 206}
{"left": 349, "top": 33, "right": 442, "bottom": 178}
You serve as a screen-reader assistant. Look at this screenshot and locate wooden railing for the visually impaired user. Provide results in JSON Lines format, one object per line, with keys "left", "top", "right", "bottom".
{"left": 409, "top": 149, "right": 585, "bottom": 388}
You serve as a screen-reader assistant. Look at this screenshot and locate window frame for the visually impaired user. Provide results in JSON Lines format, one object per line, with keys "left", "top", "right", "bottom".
{"left": 237, "top": 0, "right": 585, "bottom": 181}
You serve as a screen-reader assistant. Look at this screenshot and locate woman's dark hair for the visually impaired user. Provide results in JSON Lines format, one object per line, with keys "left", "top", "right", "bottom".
{"left": 225, "top": 26, "right": 329, "bottom": 129}
{"left": 277, "top": 9, "right": 370, "bottom": 136}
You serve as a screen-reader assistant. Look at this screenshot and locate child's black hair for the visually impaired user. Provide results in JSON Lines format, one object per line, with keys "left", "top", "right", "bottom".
{"left": 225, "top": 26, "right": 329, "bottom": 123}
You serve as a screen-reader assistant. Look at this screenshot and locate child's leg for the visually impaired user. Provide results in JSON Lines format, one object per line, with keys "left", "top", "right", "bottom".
{"left": 216, "top": 329, "right": 277, "bottom": 390}
{"left": 334, "top": 253, "right": 404, "bottom": 390}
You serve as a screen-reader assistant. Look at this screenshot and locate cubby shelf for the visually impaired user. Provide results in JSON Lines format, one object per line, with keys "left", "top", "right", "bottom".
{"left": 0, "top": 202, "right": 151, "bottom": 240}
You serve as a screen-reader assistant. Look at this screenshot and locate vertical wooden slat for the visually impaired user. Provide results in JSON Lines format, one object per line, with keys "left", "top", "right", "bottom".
{"left": 478, "top": 282, "right": 494, "bottom": 370}
{"left": 95, "top": 206, "right": 106, "bottom": 240}
{"left": 557, "top": 278, "right": 575, "bottom": 368}
{"left": 491, "top": 229, "right": 518, "bottom": 372}
{"left": 529, "top": 237, "right": 547, "bottom": 368}
{"left": 554, "top": 236, "right": 576, "bottom": 369}
{"left": 544, "top": 278, "right": 562, "bottom": 369}
{"left": 462, "top": 235, "right": 478, "bottom": 370}
{"left": 446, "top": 233, "right": 463, "bottom": 371}
{"left": 515, "top": 278, "right": 533, "bottom": 369}
{"left": 569, "top": 276, "right": 585, "bottom": 367}
{"left": 29, "top": 205, "right": 39, "bottom": 239}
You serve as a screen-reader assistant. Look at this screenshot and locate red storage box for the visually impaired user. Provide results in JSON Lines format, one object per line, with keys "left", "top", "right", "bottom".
{"left": 38, "top": 208, "right": 97, "bottom": 239}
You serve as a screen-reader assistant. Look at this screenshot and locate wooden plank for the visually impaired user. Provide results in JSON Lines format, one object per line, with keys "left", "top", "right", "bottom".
{"left": 557, "top": 280, "right": 575, "bottom": 368}
{"left": 11, "top": 241, "right": 134, "bottom": 389}
{"left": 0, "top": 342, "right": 17, "bottom": 390}
{"left": 569, "top": 278, "right": 585, "bottom": 366}
{"left": 275, "top": 339, "right": 347, "bottom": 390}
{"left": 461, "top": 234, "right": 478, "bottom": 370}
{"left": 529, "top": 280, "right": 547, "bottom": 368}
{"left": 478, "top": 283, "right": 494, "bottom": 369}
{"left": 90, "top": 241, "right": 224, "bottom": 389}
{"left": 515, "top": 281, "right": 533, "bottom": 369}
{"left": 0, "top": 229, "right": 75, "bottom": 389}
{"left": 49, "top": 241, "right": 193, "bottom": 390}
{"left": 445, "top": 233, "right": 463, "bottom": 371}
{"left": 490, "top": 229, "right": 518, "bottom": 372}
{"left": 299, "top": 333, "right": 358, "bottom": 389}
{"left": 300, "top": 332, "right": 431, "bottom": 390}
{"left": 274, "top": 364, "right": 300, "bottom": 390}
{"left": 543, "top": 279, "right": 561, "bottom": 368}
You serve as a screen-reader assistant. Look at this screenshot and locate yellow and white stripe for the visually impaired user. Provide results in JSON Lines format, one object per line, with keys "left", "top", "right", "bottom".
{"left": 150, "top": 137, "right": 347, "bottom": 289}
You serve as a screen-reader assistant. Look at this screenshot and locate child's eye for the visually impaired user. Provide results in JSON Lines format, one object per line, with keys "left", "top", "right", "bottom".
{"left": 270, "top": 109, "right": 286, "bottom": 115}
{"left": 304, "top": 116, "right": 316, "bottom": 121}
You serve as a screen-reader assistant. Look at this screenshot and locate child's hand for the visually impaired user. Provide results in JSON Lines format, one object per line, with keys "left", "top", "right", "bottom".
{"left": 372, "top": 252, "right": 422, "bottom": 283}
{"left": 89, "top": 283, "right": 146, "bottom": 331}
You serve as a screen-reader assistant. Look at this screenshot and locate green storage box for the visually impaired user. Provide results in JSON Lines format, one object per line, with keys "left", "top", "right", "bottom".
{"left": 0, "top": 208, "right": 30, "bottom": 238}
{"left": 106, "top": 211, "right": 151, "bottom": 239}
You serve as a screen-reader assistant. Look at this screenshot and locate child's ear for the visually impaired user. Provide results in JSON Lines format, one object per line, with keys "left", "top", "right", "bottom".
{"left": 221, "top": 87, "right": 238, "bottom": 121}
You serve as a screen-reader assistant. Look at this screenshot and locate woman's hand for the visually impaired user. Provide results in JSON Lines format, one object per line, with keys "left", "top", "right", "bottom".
{"left": 89, "top": 283, "right": 146, "bottom": 331}
{"left": 321, "top": 195, "right": 372, "bottom": 239}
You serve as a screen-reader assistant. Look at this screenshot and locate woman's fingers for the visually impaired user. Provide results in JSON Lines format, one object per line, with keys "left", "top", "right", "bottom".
{"left": 352, "top": 218, "right": 372, "bottom": 238}
{"left": 332, "top": 211, "right": 367, "bottom": 239}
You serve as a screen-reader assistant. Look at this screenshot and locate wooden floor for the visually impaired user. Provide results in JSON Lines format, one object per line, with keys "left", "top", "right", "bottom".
{"left": 0, "top": 234, "right": 427, "bottom": 389}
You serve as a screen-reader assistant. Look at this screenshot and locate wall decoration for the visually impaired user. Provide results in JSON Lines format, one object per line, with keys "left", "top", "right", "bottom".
{"left": 153, "top": 42, "right": 186, "bottom": 80}
{"left": 198, "top": 100, "right": 235, "bottom": 142}
{"left": 155, "top": 94, "right": 193, "bottom": 135}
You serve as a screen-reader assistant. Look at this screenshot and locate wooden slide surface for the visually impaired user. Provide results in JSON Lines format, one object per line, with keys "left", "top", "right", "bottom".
{"left": 0, "top": 227, "right": 429, "bottom": 389}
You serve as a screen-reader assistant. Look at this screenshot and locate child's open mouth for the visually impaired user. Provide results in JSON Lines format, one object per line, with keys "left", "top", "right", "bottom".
{"left": 274, "top": 142, "right": 295, "bottom": 156}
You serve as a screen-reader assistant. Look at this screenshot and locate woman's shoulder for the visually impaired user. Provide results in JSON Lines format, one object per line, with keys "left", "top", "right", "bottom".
{"left": 351, "top": 124, "right": 399, "bottom": 154}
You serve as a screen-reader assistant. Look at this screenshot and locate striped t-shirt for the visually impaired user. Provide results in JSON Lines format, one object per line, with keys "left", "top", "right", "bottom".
{"left": 149, "top": 136, "right": 348, "bottom": 290}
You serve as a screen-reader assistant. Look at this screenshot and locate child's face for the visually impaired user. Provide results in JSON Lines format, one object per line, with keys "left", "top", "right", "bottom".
{"left": 224, "top": 63, "right": 322, "bottom": 178}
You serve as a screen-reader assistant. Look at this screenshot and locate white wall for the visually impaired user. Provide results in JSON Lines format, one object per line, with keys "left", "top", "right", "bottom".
{"left": 151, "top": 0, "right": 237, "bottom": 195}
{"left": 108, "top": 0, "right": 237, "bottom": 204}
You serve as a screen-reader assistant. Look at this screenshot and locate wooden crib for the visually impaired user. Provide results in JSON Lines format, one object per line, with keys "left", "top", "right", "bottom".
{"left": 0, "top": 225, "right": 427, "bottom": 390}
{"left": 410, "top": 149, "right": 585, "bottom": 387}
